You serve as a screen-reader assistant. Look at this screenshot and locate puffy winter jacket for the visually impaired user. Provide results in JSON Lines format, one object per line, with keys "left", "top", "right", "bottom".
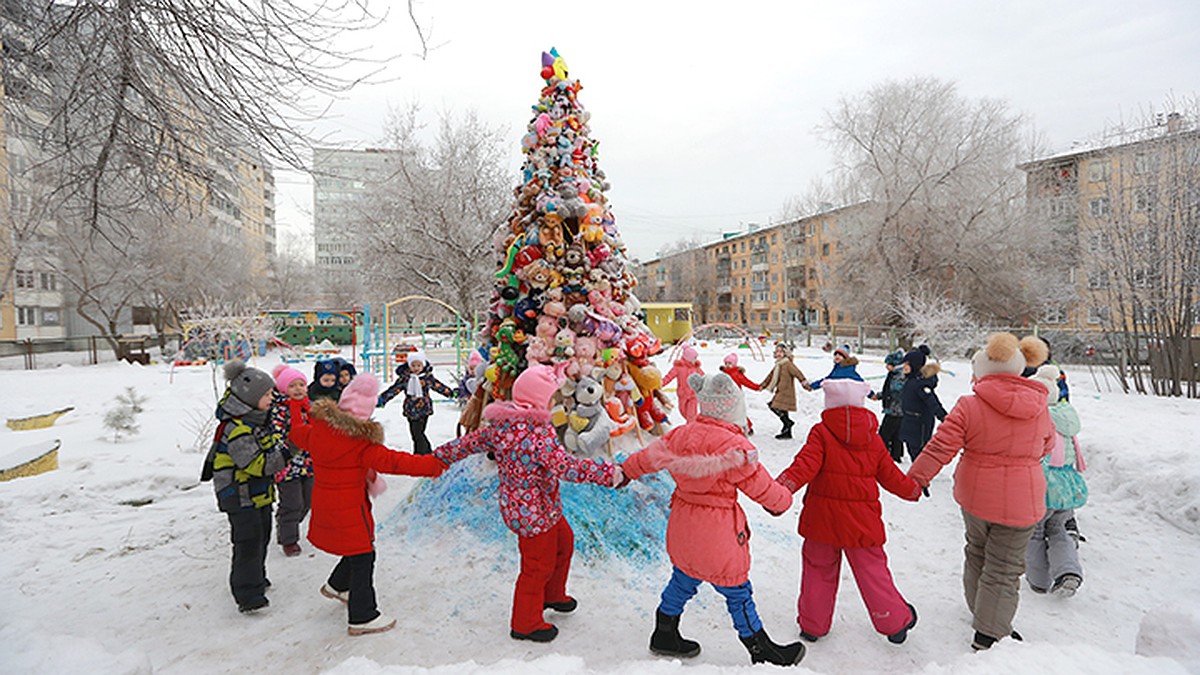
{"left": 378, "top": 363, "right": 457, "bottom": 419}
{"left": 290, "top": 400, "right": 446, "bottom": 556}
{"left": 204, "top": 389, "right": 289, "bottom": 512}
{"left": 662, "top": 359, "right": 704, "bottom": 421}
{"left": 622, "top": 416, "right": 792, "bottom": 587}
{"left": 909, "top": 374, "right": 1055, "bottom": 528}
{"left": 434, "top": 402, "right": 615, "bottom": 538}
{"left": 776, "top": 406, "right": 920, "bottom": 548}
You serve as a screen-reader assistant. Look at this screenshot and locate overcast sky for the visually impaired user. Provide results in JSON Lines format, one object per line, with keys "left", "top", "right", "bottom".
{"left": 274, "top": 0, "right": 1200, "bottom": 261}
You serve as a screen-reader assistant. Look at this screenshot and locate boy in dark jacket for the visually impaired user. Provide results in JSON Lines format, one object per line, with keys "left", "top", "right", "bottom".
{"left": 203, "top": 360, "right": 291, "bottom": 613}
{"left": 290, "top": 373, "right": 447, "bottom": 636}
{"left": 898, "top": 346, "right": 947, "bottom": 462}
{"left": 378, "top": 350, "right": 458, "bottom": 455}
{"left": 875, "top": 350, "right": 907, "bottom": 462}
{"left": 308, "top": 359, "right": 341, "bottom": 402}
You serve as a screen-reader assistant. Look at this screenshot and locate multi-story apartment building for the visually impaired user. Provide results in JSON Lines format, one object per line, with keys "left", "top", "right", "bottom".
{"left": 1, "top": 25, "right": 66, "bottom": 341}
{"left": 1018, "top": 113, "right": 1199, "bottom": 334}
{"left": 637, "top": 203, "right": 864, "bottom": 333}
{"left": 312, "top": 147, "right": 405, "bottom": 275}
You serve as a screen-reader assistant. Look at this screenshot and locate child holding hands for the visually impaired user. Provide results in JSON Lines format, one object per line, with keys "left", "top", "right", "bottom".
{"left": 433, "top": 365, "right": 621, "bottom": 643}
{"left": 378, "top": 350, "right": 457, "bottom": 455}
{"left": 774, "top": 378, "right": 921, "bottom": 644}
{"left": 289, "top": 373, "right": 447, "bottom": 636}
{"left": 622, "top": 372, "right": 805, "bottom": 666}
{"left": 271, "top": 364, "right": 313, "bottom": 557}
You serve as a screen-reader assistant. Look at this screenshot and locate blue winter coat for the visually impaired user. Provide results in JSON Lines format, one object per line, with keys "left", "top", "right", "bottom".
{"left": 880, "top": 369, "right": 906, "bottom": 417}
{"left": 808, "top": 359, "right": 865, "bottom": 390}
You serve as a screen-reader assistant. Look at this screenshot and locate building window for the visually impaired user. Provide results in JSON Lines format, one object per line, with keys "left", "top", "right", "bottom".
{"left": 1134, "top": 187, "right": 1157, "bottom": 213}
{"left": 15, "top": 270, "right": 35, "bottom": 289}
{"left": 40, "top": 308, "right": 61, "bottom": 326}
{"left": 1042, "top": 306, "right": 1068, "bottom": 325}
{"left": 809, "top": 268, "right": 817, "bottom": 280}
{"left": 760, "top": 312, "right": 768, "bottom": 322}
{"left": 1088, "top": 198, "right": 1110, "bottom": 218}
{"left": 822, "top": 243, "right": 830, "bottom": 256}
{"left": 1088, "top": 160, "right": 1110, "bottom": 182}
{"left": 836, "top": 311, "right": 844, "bottom": 323}
{"left": 1133, "top": 152, "right": 1159, "bottom": 175}
{"left": 771, "top": 292, "right": 778, "bottom": 302}
{"left": 1132, "top": 268, "right": 1153, "bottom": 289}
{"left": 1087, "top": 271, "right": 1109, "bottom": 289}
{"left": 1087, "top": 306, "right": 1110, "bottom": 325}
{"left": 16, "top": 306, "right": 36, "bottom": 326}
{"left": 1087, "top": 232, "right": 1111, "bottom": 254}
{"left": 38, "top": 272, "right": 57, "bottom": 291}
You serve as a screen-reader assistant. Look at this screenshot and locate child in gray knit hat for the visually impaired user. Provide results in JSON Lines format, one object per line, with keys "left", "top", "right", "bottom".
{"left": 201, "top": 360, "right": 291, "bottom": 614}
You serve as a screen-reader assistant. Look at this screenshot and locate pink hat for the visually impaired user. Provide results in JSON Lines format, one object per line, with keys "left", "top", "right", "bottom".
{"left": 682, "top": 344, "right": 698, "bottom": 362}
{"left": 338, "top": 373, "right": 380, "bottom": 420}
{"left": 822, "top": 379, "right": 872, "bottom": 410}
{"left": 272, "top": 364, "right": 307, "bottom": 393}
{"left": 512, "top": 365, "right": 561, "bottom": 410}
{"left": 723, "top": 353, "right": 738, "bottom": 367}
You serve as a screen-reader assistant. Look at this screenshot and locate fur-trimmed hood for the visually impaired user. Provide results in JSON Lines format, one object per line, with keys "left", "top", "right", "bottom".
{"left": 309, "top": 399, "right": 384, "bottom": 443}
{"left": 919, "top": 362, "right": 941, "bottom": 380}
{"left": 654, "top": 416, "right": 756, "bottom": 478}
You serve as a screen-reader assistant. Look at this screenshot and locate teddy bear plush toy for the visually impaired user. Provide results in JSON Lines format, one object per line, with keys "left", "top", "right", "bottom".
{"left": 553, "top": 371, "right": 613, "bottom": 457}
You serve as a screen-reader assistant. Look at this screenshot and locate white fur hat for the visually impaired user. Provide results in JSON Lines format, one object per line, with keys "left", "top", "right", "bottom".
{"left": 1032, "top": 364, "right": 1061, "bottom": 406}
{"left": 971, "top": 333, "right": 1026, "bottom": 379}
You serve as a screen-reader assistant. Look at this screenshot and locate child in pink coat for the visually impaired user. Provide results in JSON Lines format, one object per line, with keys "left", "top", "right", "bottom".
{"left": 908, "top": 333, "right": 1055, "bottom": 651}
{"left": 775, "top": 379, "right": 921, "bottom": 644}
{"left": 662, "top": 344, "right": 704, "bottom": 422}
{"left": 622, "top": 372, "right": 806, "bottom": 667}
{"left": 433, "top": 365, "right": 622, "bottom": 644}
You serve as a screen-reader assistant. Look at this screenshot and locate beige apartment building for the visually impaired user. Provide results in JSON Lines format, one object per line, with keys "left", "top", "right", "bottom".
{"left": 637, "top": 203, "right": 864, "bottom": 334}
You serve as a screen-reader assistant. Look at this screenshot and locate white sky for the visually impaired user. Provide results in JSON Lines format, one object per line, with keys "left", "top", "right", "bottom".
{"left": 273, "top": 0, "right": 1200, "bottom": 261}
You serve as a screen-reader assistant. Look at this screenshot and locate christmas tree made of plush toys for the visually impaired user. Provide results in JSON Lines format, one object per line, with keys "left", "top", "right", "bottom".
{"left": 382, "top": 49, "right": 673, "bottom": 562}
{"left": 477, "top": 47, "right": 670, "bottom": 454}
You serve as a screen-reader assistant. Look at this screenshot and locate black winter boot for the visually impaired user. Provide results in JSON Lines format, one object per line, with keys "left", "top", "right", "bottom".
{"left": 887, "top": 603, "right": 918, "bottom": 644}
{"left": 739, "top": 629, "right": 806, "bottom": 666}
{"left": 649, "top": 610, "right": 701, "bottom": 658}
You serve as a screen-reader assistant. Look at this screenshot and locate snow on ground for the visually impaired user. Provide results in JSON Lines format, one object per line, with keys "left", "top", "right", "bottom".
{"left": 1, "top": 343, "right": 1198, "bottom": 674}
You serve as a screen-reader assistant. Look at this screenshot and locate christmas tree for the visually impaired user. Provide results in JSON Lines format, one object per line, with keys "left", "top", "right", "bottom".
{"left": 480, "top": 48, "right": 670, "bottom": 449}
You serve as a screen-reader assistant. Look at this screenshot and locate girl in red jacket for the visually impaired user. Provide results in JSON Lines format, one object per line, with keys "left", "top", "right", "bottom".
{"left": 775, "top": 379, "right": 922, "bottom": 645}
{"left": 622, "top": 372, "right": 806, "bottom": 667}
{"left": 289, "top": 373, "right": 447, "bottom": 636}
{"left": 433, "top": 365, "right": 621, "bottom": 644}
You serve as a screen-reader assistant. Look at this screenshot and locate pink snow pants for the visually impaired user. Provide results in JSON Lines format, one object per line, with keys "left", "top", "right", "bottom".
{"left": 798, "top": 539, "right": 912, "bottom": 637}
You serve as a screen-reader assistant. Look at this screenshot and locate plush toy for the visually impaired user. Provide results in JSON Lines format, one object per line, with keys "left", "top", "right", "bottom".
{"left": 524, "top": 258, "right": 562, "bottom": 291}
{"left": 555, "top": 372, "right": 612, "bottom": 457}
{"left": 492, "top": 318, "right": 527, "bottom": 376}
{"left": 627, "top": 362, "right": 669, "bottom": 433}
{"left": 570, "top": 335, "right": 599, "bottom": 379}
{"left": 538, "top": 212, "right": 566, "bottom": 261}
{"left": 554, "top": 326, "right": 576, "bottom": 360}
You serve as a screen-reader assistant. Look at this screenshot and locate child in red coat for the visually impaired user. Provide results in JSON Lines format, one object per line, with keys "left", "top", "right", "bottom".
{"left": 290, "top": 373, "right": 447, "bottom": 636}
{"left": 662, "top": 344, "right": 704, "bottom": 422}
{"left": 775, "top": 379, "right": 922, "bottom": 644}
{"left": 433, "top": 365, "right": 622, "bottom": 643}
{"left": 622, "top": 372, "right": 805, "bottom": 666}
{"left": 719, "top": 353, "right": 759, "bottom": 434}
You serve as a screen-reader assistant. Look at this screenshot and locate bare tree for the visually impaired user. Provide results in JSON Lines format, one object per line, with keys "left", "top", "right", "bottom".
{"left": 1084, "top": 103, "right": 1200, "bottom": 397}
{"left": 813, "top": 77, "right": 1060, "bottom": 324}
{"left": 354, "top": 106, "right": 512, "bottom": 318}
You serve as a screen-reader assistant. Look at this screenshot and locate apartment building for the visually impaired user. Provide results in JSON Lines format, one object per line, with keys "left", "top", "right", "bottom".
{"left": 1018, "top": 113, "right": 1200, "bottom": 334}
{"left": 312, "top": 147, "right": 406, "bottom": 275}
{"left": 637, "top": 203, "right": 864, "bottom": 332}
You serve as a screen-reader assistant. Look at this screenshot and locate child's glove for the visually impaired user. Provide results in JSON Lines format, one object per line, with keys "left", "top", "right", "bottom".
{"left": 612, "top": 465, "right": 631, "bottom": 489}
{"left": 762, "top": 505, "right": 786, "bottom": 517}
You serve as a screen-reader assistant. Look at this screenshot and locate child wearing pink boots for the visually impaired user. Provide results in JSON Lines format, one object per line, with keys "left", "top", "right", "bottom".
{"left": 662, "top": 344, "right": 704, "bottom": 422}
{"left": 622, "top": 372, "right": 806, "bottom": 666}
{"left": 775, "top": 378, "right": 922, "bottom": 645}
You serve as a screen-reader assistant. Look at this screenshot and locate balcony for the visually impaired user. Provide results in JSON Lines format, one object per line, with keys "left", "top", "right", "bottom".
{"left": 717, "top": 284, "right": 732, "bottom": 294}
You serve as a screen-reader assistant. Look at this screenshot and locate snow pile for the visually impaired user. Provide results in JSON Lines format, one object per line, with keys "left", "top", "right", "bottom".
{"left": 1136, "top": 605, "right": 1200, "bottom": 669}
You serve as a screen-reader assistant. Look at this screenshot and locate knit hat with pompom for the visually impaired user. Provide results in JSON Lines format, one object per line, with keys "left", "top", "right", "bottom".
{"left": 972, "top": 333, "right": 1027, "bottom": 379}
{"left": 338, "top": 373, "right": 380, "bottom": 421}
{"left": 693, "top": 372, "right": 747, "bottom": 431}
{"left": 272, "top": 364, "right": 307, "bottom": 393}
{"left": 224, "top": 360, "right": 275, "bottom": 407}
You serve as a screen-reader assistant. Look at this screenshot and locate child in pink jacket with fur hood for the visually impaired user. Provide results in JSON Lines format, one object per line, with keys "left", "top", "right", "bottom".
{"left": 622, "top": 372, "right": 806, "bottom": 667}
{"left": 907, "top": 333, "right": 1055, "bottom": 652}
{"left": 662, "top": 344, "right": 704, "bottom": 422}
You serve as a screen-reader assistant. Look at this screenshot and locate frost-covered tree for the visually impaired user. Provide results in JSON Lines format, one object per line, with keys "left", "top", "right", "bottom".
{"left": 810, "top": 77, "right": 1060, "bottom": 324}
{"left": 103, "top": 386, "right": 147, "bottom": 441}
{"left": 354, "top": 107, "right": 513, "bottom": 318}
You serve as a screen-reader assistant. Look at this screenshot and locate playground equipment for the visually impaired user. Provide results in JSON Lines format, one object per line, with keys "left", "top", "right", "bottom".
{"left": 360, "top": 296, "right": 476, "bottom": 381}
{"left": 668, "top": 323, "right": 766, "bottom": 363}
{"left": 263, "top": 309, "right": 362, "bottom": 347}
{"left": 0, "top": 440, "right": 61, "bottom": 482}
{"left": 641, "top": 302, "right": 694, "bottom": 344}
{"left": 6, "top": 407, "right": 74, "bottom": 431}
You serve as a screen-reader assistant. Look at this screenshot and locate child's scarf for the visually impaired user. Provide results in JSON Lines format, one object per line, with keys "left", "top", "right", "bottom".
{"left": 406, "top": 371, "right": 425, "bottom": 399}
